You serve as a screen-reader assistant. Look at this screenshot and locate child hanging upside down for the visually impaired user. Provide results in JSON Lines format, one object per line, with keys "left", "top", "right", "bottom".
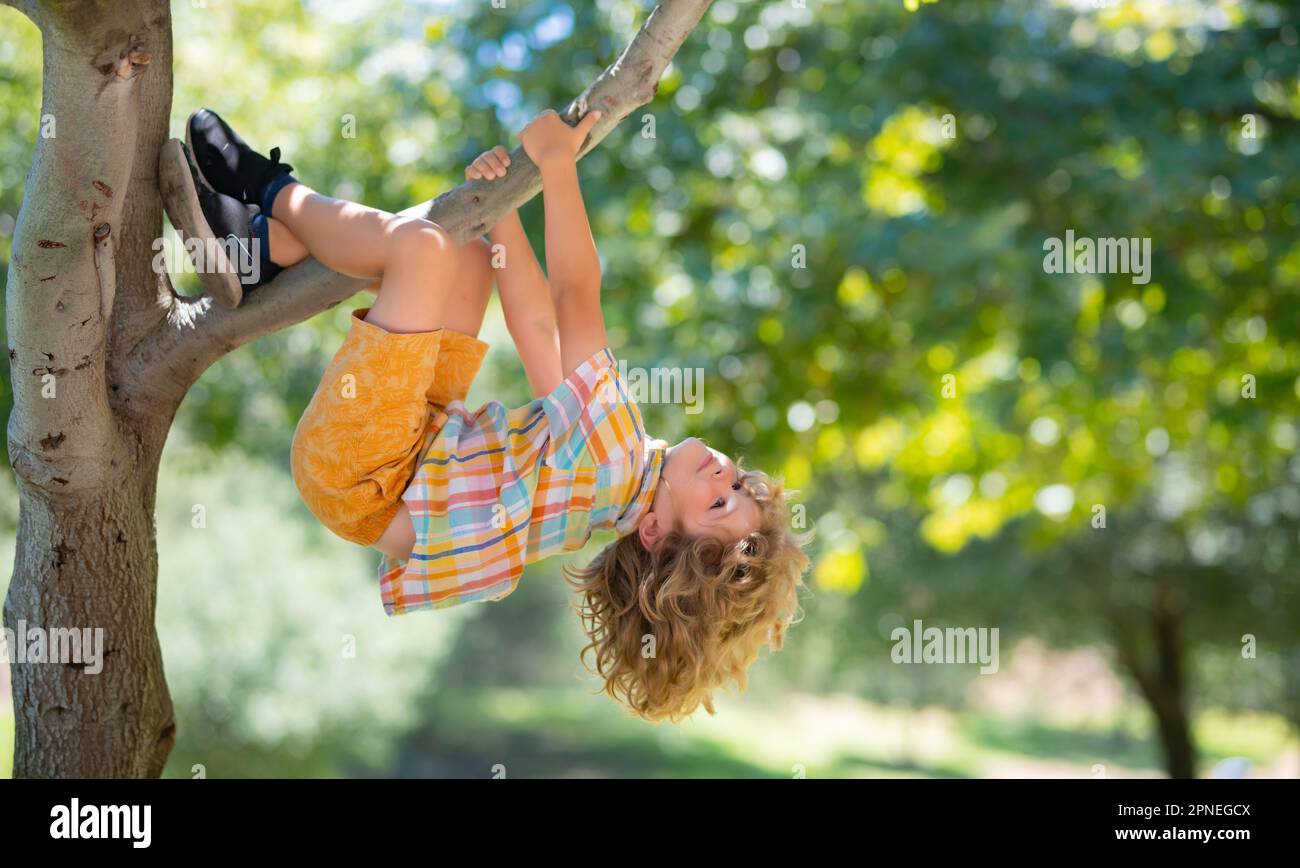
{"left": 164, "top": 106, "right": 812, "bottom": 723}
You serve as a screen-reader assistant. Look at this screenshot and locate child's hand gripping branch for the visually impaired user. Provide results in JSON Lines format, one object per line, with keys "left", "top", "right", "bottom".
{"left": 465, "top": 108, "right": 607, "bottom": 395}
{"left": 517, "top": 109, "right": 610, "bottom": 380}
{"left": 465, "top": 145, "right": 563, "bottom": 397}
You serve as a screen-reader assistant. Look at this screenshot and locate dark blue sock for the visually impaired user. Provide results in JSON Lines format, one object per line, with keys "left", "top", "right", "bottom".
{"left": 251, "top": 212, "right": 270, "bottom": 263}
{"left": 260, "top": 172, "right": 299, "bottom": 219}
{"left": 250, "top": 212, "right": 280, "bottom": 284}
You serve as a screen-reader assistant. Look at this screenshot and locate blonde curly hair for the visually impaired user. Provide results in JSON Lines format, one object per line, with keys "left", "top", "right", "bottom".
{"left": 564, "top": 466, "right": 812, "bottom": 723}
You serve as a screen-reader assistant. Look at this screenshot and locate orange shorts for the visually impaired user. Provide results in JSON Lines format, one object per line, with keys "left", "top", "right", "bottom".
{"left": 290, "top": 306, "right": 489, "bottom": 546}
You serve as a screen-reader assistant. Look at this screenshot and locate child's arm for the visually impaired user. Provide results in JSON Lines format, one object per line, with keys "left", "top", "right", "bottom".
{"left": 518, "top": 109, "right": 607, "bottom": 378}
{"left": 489, "top": 211, "right": 563, "bottom": 397}
{"left": 467, "top": 147, "right": 563, "bottom": 397}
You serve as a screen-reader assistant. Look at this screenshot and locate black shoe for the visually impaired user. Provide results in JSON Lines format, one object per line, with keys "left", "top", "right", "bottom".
{"left": 158, "top": 138, "right": 279, "bottom": 308}
{"left": 185, "top": 107, "right": 295, "bottom": 210}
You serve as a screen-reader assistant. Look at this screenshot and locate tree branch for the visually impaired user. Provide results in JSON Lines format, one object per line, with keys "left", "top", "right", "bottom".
{"left": 130, "top": 0, "right": 715, "bottom": 405}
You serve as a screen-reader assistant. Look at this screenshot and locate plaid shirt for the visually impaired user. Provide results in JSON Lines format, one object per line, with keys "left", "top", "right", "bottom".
{"left": 377, "top": 346, "right": 667, "bottom": 615}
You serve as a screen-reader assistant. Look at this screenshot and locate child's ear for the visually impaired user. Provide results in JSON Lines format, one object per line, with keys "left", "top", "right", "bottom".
{"left": 637, "top": 512, "right": 663, "bottom": 551}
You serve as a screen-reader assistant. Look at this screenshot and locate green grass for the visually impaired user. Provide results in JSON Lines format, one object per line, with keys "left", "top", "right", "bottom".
{"left": 3, "top": 678, "right": 1294, "bottom": 778}
{"left": 345, "top": 685, "right": 1294, "bottom": 779}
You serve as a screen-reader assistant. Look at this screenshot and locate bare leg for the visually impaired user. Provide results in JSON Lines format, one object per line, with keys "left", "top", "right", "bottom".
{"left": 265, "top": 182, "right": 494, "bottom": 336}
{"left": 438, "top": 235, "right": 494, "bottom": 337}
{"left": 268, "top": 217, "right": 374, "bottom": 291}
{"left": 269, "top": 182, "right": 397, "bottom": 278}
{"left": 268, "top": 218, "right": 308, "bottom": 267}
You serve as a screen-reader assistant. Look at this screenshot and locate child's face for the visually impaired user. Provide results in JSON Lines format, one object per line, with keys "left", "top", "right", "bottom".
{"left": 641, "top": 437, "right": 762, "bottom": 549}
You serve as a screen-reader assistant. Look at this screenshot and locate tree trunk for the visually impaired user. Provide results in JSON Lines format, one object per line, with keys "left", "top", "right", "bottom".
{"left": 2, "top": 0, "right": 715, "bottom": 777}
{"left": 1148, "top": 579, "right": 1196, "bottom": 779}
{"left": 5, "top": 0, "right": 178, "bottom": 779}
{"left": 1149, "top": 691, "right": 1196, "bottom": 780}
{"left": 9, "top": 438, "right": 176, "bottom": 777}
{"left": 1107, "top": 577, "right": 1197, "bottom": 778}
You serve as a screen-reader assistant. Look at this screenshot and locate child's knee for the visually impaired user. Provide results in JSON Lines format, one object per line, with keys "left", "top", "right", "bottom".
{"left": 387, "top": 217, "right": 453, "bottom": 263}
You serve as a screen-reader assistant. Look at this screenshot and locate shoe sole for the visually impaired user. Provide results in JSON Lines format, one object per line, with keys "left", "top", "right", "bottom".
{"left": 184, "top": 109, "right": 221, "bottom": 196}
{"left": 158, "top": 138, "right": 244, "bottom": 309}
{"left": 183, "top": 112, "right": 207, "bottom": 187}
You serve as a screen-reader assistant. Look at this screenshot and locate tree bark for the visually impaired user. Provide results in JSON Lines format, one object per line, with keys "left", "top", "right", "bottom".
{"left": 1105, "top": 578, "right": 1197, "bottom": 779}
{"left": 5, "top": 0, "right": 177, "bottom": 779}
{"left": 3, "top": 0, "right": 714, "bottom": 777}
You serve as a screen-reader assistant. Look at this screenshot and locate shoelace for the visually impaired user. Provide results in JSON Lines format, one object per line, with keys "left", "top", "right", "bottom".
{"left": 265, "top": 146, "right": 294, "bottom": 182}
{"left": 267, "top": 146, "right": 293, "bottom": 173}
{"left": 243, "top": 146, "right": 295, "bottom": 205}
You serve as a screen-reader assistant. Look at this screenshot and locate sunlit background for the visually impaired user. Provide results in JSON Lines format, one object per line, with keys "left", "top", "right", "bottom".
{"left": 2, "top": 0, "right": 1298, "bottom": 778}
